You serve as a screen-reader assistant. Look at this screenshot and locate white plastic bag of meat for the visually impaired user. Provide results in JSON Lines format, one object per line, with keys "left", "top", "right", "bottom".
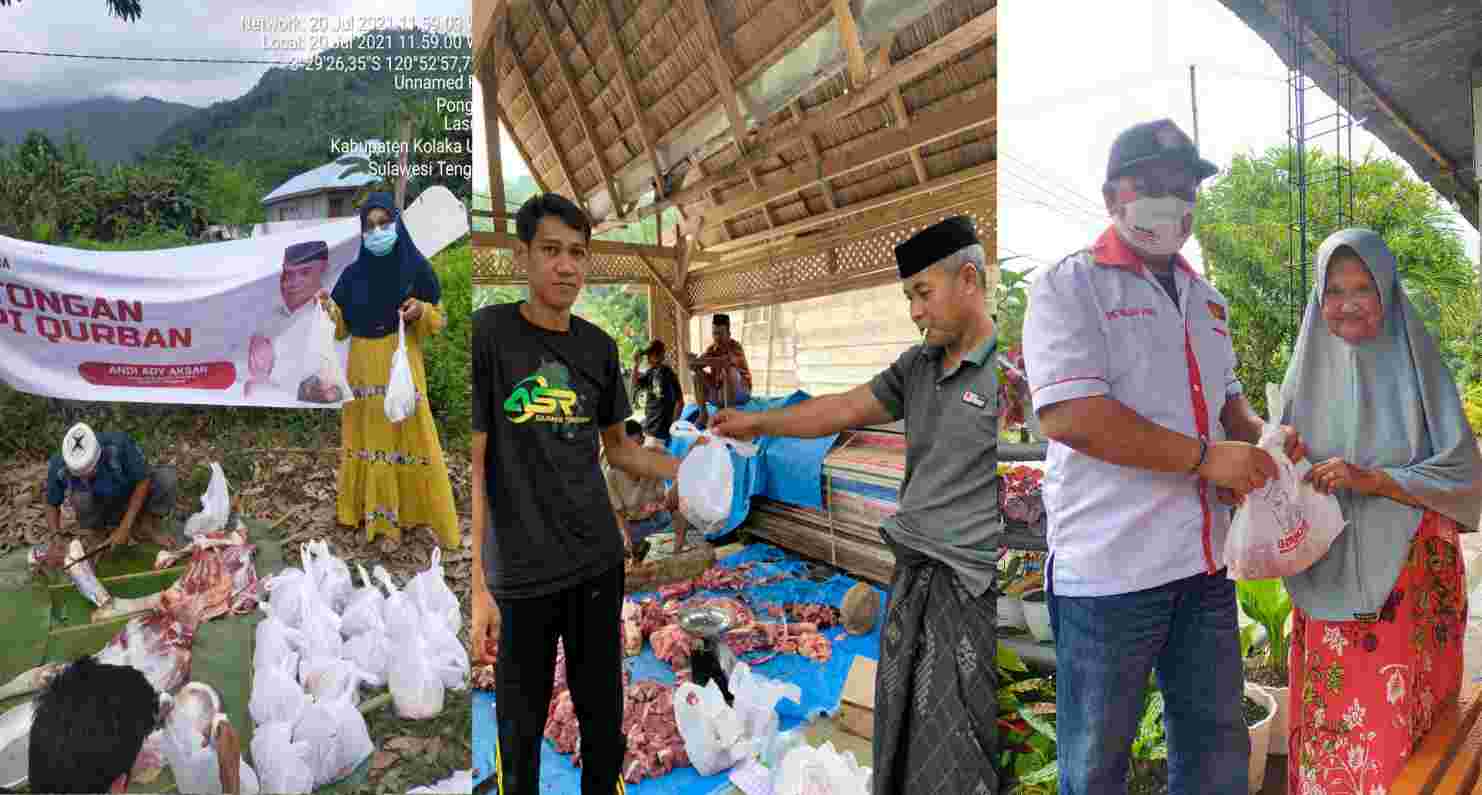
{"left": 250, "top": 721, "right": 315, "bottom": 795}
{"left": 673, "top": 679, "right": 752, "bottom": 776}
{"left": 184, "top": 462, "right": 232, "bottom": 538}
{"left": 293, "top": 683, "right": 374, "bottom": 786}
{"left": 297, "top": 547, "right": 344, "bottom": 660}
{"left": 384, "top": 314, "right": 418, "bottom": 423}
{"left": 340, "top": 564, "right": 386, "bottom": 639}
{"left": 728, "top": 662, "right": 801, "bottom": 747}
{"left": 63, "top": 538, "right": 113, "bottom": 608}
{"left": 422, "top": 618, "right": 471, "bottom": 691}
{"left": 668, "top": 421, "right": 759, "bottom": 534}
{"left": 1223, "top": 384, "right": 1347, "bottom": 581}
{"left": 252, "top": 604, "right": 303, "bottom": 673}
{"left": 307, "top": 539, "right": 355, "bottom": 613}
{"left": 344, "top": 628, "right": 390, "bottom": 688}
{"left": 406, "top": 548, "right": 461, "bottom": 637}
{"left": 299, "top": 656, "right": 366, "bottom": 705}
{"left": 376, "top": 567, "right": 446, "bottom": 718}
{"left": 774, "top": 741, "right": 872, "bottom": 795}
{"left": 407, "top": 769, "right": 474, "bottom": 793}
{"left": 312, "top": 301, "right": 355, "bottom": 406}
{"left": 264, "top": 568, "right": 310, "bottom": 630}
{"left": 249, "top": 652, "right": 308, "bottom": 727}
{"left": 163, "top": 688, "right": 260, "bottom": 795}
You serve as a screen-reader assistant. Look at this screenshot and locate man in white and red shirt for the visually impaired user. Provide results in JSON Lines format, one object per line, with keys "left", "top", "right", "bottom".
{"left": 1023, "top": 119, "right": 1303, "bottom": 795}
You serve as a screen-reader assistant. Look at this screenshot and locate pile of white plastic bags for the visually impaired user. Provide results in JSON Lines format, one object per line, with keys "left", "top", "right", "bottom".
{"left": 245, "top": 541, "right": 469, "bottom": 791}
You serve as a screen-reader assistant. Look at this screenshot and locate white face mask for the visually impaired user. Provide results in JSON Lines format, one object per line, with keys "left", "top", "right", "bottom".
{"left": 1115, "top": 195, "right": 1195, "bottom": 257}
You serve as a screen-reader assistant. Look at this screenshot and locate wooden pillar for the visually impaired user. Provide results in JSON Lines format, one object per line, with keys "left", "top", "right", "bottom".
{"left": 480, "top": 56, "right": 506, "bottom": 234}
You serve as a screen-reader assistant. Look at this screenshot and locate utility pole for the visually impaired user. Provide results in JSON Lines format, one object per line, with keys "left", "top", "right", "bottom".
{"left": 1189, "top": 64, "right": 1201, "bottom": 153}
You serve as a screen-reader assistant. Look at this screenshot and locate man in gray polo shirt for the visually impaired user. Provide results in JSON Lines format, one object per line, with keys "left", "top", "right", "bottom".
{"left": 711, "top": 215, "right": 999, "bottom": 795}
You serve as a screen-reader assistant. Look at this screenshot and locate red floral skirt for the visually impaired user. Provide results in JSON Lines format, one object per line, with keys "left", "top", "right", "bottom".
{"left": 1287, "top": 511, "right": 1466, "bottom": 795}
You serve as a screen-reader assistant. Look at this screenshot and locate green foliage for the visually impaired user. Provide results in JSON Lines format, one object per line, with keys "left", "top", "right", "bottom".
{"left": 0, "top": 0, "right": 140, "bottom": 20}
{"left": 1465, "top": 382, "right": 1482, "bottom": 439}
{"left": 154, "top": 30, "right": 471, "bottom": 206}
{"left": 574, "top": 287, "right": 650, "bottom": 365}
{"left": 67, "top": 227, "right": 196, "bottom": 251}
{"left": 1237, "top": 579, "right": 1293, "bottom": 679}
{"left": 422, "top": 239, "right": 472, "bottom": 451}
{"left": 996, "top": 264, "right": 1035, "bottom": 352}
{"left": 1195, "top": 147, "right": 1479, "bottom": 417}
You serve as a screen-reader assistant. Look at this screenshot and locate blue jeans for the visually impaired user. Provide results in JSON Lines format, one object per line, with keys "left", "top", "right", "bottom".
{"left": 1049, "top": 564, "right": 1249, "bottom": 795}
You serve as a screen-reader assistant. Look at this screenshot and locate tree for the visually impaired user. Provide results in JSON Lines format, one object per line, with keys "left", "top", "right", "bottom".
{"left": 0, "top": 0, "right": 140, "bottom": 20}
{"left": 1195, "top": 146, "right": 1478, "bottom": 416}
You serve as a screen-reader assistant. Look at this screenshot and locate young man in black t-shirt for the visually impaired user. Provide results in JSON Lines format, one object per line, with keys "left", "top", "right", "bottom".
{"left": 470, "top": 193, "right": 692, "bottom": 795}
{"left": 631, "top": 339, "right": 683, "bottom": 448}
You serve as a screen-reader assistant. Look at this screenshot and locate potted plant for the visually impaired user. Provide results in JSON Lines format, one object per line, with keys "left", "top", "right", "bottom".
{"left": 995, "top": 645, "right": 1058, "bottom": 793}
{"left": 1244, "top": 682, "right": 1278, "bottom": 792}
{"left": 1237, "top": 579, "right": 1293, "bottom": 755}
{"left": 1020, "top": 588, "right": 1053, "bottom": 643}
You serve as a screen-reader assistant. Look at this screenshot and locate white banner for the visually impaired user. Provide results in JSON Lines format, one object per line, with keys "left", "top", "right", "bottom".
{"left": 0, "top": 187, "right": 468, "bottom": 408}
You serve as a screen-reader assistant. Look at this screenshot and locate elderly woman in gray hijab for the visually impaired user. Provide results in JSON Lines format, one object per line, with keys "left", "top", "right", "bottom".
{"left": 1277, "top": 228, "right": 1482, "bottom": 793}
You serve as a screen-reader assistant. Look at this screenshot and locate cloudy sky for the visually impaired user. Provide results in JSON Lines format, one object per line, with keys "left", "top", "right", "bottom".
{"left": 998, "top": 0, "right": 1480, "bottom": 275}
{"left": 0, "top": 0, "right": 468, "bottom": 111}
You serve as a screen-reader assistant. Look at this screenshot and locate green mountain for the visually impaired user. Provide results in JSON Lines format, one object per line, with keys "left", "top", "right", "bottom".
{"left": 0, "top": 96, "right": 198, "bottom": 164}
{"left": 153, "top": 30, "right": 471, "bottom": 198}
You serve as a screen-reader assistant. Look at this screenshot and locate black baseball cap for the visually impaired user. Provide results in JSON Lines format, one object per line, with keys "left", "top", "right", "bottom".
{"left": 1106, "top": 119, "right": 1218, "bottom": 182}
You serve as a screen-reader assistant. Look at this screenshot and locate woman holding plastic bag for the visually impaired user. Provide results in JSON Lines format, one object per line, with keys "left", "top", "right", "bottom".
{"left": 316, "top": 192, "right": 460, "bottom": 549}
{"left": 1279, "top": 228, "right": 1482, "bottom": 794}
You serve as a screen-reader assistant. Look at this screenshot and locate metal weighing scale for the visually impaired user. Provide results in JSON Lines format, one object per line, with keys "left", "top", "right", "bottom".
{"left": 677, "top": 604, "right": 738, "bottom": 704}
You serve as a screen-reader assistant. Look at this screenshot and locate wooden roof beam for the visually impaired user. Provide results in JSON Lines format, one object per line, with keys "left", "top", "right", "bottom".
{"left": 594, "top": 0, "right": 666, "bottom": 200}
{"left": 890, "top": 88, "right": 929, "bottom": 184}
{"left": 635, "top": 8, "right": 996, "bottom": 221}
{"left": 705, "top": 92, "right": 994, "bottom": 225}
{"left": 504, "top": 43, "right": 582, "bottom": 207}
{"left": 472, "top": 0, "right": 508, "bottom": 73}
{"left": 705, "top": 159, "right": 997, "bottom": 252}
{"left": 530, "top": 0, "right": 625, "bottom": 214}
{"left": 793, "top": 99, "right": 838, "bottom": 210}
{"left": 832, "top": 0, "right": 869, "bottom": 88}
{"left": 690, "top": 0, "right": 755, "bottom": 170}
{"left": 637, "top": 254, "right": 686, "bottom": 309}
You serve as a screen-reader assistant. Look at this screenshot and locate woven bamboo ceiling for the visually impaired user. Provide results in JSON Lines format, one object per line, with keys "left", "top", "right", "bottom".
{"left": 474, "top": 0, "right": 998, "bottom": 277}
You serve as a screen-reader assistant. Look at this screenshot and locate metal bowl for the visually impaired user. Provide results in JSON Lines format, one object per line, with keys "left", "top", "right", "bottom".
{"left": 677, "top": 604, "right": 734, "bottom": 638}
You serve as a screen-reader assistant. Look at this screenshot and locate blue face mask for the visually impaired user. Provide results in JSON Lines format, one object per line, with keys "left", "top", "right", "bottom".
{"left": 364, "top": 226, "right": 396, "bottom": 256}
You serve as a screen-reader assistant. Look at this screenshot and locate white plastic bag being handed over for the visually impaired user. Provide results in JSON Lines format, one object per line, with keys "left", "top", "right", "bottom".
{"left": 1223, "top": 384, "right": 1347, "bottom": 581}
{"left": 669, "top": 420, "right": 760, "bottom": 535}
{"left": 407, "top": 548, "right": 462, "bottom": 637}
{"left": 312, "top": 301, "right": 355, "bottom": 405}
{"left": 384, "top": 314, "right": 418, "bottom": 423}
{"left": 774, "top": 741, "right": 873, "bottom": 795}
{"left": 674, "top": 679, "right": 755, "bottom": 776}
{"left": 184, "top": 462, "right": 232, "bottom": 537}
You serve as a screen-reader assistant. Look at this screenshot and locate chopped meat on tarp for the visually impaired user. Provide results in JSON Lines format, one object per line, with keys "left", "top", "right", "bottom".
{"left": 638, "top": 598, "right": 667, "bottom": 639}
{"left": 797, "top": 632, "right": 832, "bottom": 662}
{"left": 658, "top": 581, "right": 693, "bottom": 600}
{"left": 650, "top": 625, "right": 696, "bottom": 668}
{"left": 786, "top": 603, "right": 841, "bottom": 627}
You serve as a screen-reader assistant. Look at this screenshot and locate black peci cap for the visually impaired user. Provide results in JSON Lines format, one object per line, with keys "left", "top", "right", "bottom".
{"left": 894, "top": 216, "right": 979, "bottom": 279}
{"left": 283, "top": 240, "right": 329, "bottom": 267}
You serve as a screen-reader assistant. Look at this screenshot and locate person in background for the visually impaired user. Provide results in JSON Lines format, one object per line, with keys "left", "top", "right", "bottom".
{"left": 605, "top": 420, "right": 690, "bottom": 559}
{"left": 632, "top": 339, "right": 683, "bottom": 449}
{"left": 319, "top": 192, "right": 459, "bottom": 549}
{"left": 711, "top": 216, "right": 1000, "bottom": 795}
{"left": 45, "top": 422, "right": 178, "bottom": 549}
{"left": 470, "top": 193, "right": 697, "bottom": 795}
{"left": 688, "top": 314, "right": 751, "bottom": 428}
{"left": 1280, "top": 228, "right": 1482, "bottom": 793}
{"left": 1023, "top": 118, "right": 1298, "bottom": 795}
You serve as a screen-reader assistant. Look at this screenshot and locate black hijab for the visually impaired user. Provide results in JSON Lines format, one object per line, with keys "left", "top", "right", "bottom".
{"left": 331, "top": 192, "right": 442, "bottom": 339}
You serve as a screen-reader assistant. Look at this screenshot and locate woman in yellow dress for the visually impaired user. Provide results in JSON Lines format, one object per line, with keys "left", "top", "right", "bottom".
{"left": 316, "top": 192, "right": 460, "bottom": 548}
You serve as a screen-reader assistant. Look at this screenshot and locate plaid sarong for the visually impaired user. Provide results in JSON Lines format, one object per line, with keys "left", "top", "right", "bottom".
{"left": 872, "top": 532, "right": 998, "bottom": 795}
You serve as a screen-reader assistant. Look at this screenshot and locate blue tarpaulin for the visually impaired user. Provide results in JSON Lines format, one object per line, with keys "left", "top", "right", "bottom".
{"left": 471, "top": 544, "right": 885, "bottom": 795}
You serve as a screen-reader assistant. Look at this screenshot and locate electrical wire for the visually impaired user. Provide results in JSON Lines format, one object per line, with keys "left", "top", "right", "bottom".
{"left": 0, "top": 48, "right": 294, "bottom": 65}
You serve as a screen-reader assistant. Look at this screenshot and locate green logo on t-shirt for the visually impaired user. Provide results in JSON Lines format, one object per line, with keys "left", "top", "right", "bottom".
{"left": 504, "top": 363, "right": 587, "bottom": 426}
